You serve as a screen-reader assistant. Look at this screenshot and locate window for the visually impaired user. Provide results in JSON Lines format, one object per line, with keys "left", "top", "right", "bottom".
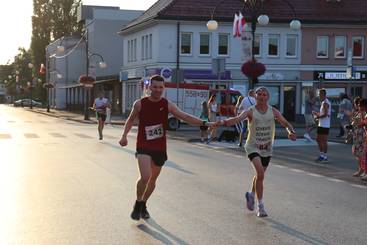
{"left": 286, "top": 34, "right": 297, "bottom": 57}
{"left": 149, "top": 34, "right": 153, "bottom": 59}
{"left": 141, "top": 36, "right": 145, "bottom": 60}
{"left": 253, "top": 34, "right": 261, "bottom": 57}
{"left": 352, "top": 36, "right": 364, "bottom": 58}
{"left": 317, "top": 36, "right": 329, "bottom": 58}
{"left": 127, "top": 40, "right": 131, "bottom": 62}
{"left": 180, "top": 33, "right": 192, "bottom": 55}
{"left": 200, "top": 33, "right": 210, "bottom": 55}
{"left": 268, "top": 34, "right": 280, "bottom": 57}
{"left": 133, "top": 39, "right": 137, "bottom": 62}
{"left": 145, "top": 35, "right": 149, "bottom": 60}
{"left": 335, "top": 36, "right": 346, "bottom": 58}
{"left": 218, "top": 34, "right": 229, "bottom": 55}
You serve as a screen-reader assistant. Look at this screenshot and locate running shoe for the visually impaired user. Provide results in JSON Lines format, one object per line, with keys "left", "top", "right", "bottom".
{"left": 245, "top": 192, "right": 255, "bottom": 211}
{"left": 321, "top": 156, "right": 328, "bottom": 163}
{"left": 257, "top": 204, "right": 268, "bottom": 217}
{"left": 141, "top": 202, "right": 150, "bottom": 219}
{"left": 361, "top": 174, "right": 367, "bottom": 181}
{"left": 315, "top": 156, "right": 324, "bottom": 162}
{"left": 303, "top": 133, "right": 312, "bottom": 141}
{"left": 130, "top": 201, "right": 142, "bottom": 220}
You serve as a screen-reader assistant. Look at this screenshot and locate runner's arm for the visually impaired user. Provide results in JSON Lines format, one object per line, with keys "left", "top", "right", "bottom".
{"left": 272, "top": 108, "right": 297, "bottom": 140}
{"left": 168, "top": 101, "right": 213, "bottom": 126}
{"left": 316, "top": 103, "right": 329, "bottom": 119}
{"left": 217, "top": 109, "right": 251, "bottom": 126}
{"left": 121, "top": 100, "right": 141, "bottom": 138}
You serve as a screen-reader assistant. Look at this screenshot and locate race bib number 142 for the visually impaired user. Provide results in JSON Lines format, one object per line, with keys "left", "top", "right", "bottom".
{"left": 145, "top": 124, "right": 164, "bottom": 140}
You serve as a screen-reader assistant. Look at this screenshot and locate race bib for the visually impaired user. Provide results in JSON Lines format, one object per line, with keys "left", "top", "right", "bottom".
{"left": 145, "top": 124, "right": 164, "bottom": 140}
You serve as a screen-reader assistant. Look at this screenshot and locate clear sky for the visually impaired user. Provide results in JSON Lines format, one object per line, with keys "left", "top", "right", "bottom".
{"left": 0, "top": 0, "right": 157, "bottom": 65}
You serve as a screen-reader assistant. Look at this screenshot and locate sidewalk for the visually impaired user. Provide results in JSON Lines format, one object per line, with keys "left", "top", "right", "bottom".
{"left": 25, "top": 107, "right": 126, "bottom": 125}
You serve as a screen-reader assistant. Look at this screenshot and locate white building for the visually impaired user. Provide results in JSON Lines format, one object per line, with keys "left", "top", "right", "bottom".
{"left": 119, "top": 0, "right": 302, "bottom": 118}
{"left": 46, "top": 5, "right": 143, "bottom": 111}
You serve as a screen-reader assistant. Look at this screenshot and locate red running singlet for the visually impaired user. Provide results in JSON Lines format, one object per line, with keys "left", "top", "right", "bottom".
{"left": 136, "top": 97, "right": 169, "bottom": 151}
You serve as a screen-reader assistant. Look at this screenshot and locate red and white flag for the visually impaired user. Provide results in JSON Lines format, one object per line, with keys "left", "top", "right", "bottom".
{"left": 233, "top": 12, "right": 246, "bottom": 38}
{"left": 232, "top": 13, "right": 240, "bottom": 37}
{"left": 238, "top": 12, "right": 246, "bottom": 34}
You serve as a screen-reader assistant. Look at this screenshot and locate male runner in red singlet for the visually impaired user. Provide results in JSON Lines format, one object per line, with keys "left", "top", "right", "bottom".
{"left": 119, "top": 75, "right": 214, "bottom": 220}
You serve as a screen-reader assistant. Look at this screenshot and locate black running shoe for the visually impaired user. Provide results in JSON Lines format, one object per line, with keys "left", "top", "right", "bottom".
{"left": 130, "top": 201, "right": 142, "bottom": 220}
{"left": 141, "top": 202, "right": 150, "bottom": 219}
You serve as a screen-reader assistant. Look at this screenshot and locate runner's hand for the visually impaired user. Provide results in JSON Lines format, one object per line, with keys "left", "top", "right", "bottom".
{"left": 288, "top": 132, "right": 297, "bottom": 141}
{"left": 119, "top": 136, "right": 128, "bottom": 147}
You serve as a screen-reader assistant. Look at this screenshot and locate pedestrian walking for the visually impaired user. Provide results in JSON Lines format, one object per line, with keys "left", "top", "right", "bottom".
{"left": 313, "top": 89, "right": 331, "bottom": 163}
{"left": 207, "top": 94, "right": 219, "bottom": 142}
{"left": 234, "top": 96, "right": 245, "bottom": 147}
{"left": 119, "top": 75, "right": 215, "bottom": 221}
{"left": 200, "top": 101, "right": 209, "bottom": 142}
{"left": 336, "top": 93, "right": 353, "bottom": 139}
{"left": 215, "top": 86, "right": 296, "bottom": 217}
{"left": 92, "top": 90, "right": 111, "bottom": 140}
{"left": 303, "top": 89, "right": 318, "bottom": 141}
{"left": 237, "top": 89, "right": 256, "bottom": 147}
{"left": 351, "top": 97, "right": 366, "bottom": 177}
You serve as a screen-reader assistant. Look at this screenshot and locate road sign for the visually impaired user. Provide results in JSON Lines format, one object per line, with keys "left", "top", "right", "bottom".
{"left": 211, "top": 58, "right": 225, "bottom": 75}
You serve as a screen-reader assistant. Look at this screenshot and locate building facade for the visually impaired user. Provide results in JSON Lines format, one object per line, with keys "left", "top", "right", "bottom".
{"left": 46, "top": 5, "right": 143, "bottom": 112}
{"left": 119, "top": 0, "right": 367, "bottom": 122}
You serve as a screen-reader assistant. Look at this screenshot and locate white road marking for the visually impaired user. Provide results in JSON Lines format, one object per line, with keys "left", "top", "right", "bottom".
{"left": 306, "top": 173, "right": 324, "bottom": 178}
{"left": 350, "top": 184, "right": 367, "bottom": 189}
{"left": 326, "top": 178, "right": 345, "bottom": 183}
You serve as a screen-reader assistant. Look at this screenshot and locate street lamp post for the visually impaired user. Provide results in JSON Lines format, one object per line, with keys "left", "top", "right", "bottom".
{"left": 28, "top": 63, "right": 34, "bottom": 109}
{"left": 56, "top": 27, "right": 107, "bottom": 120}
{"left": 207, "top": 0, "right": 301, "bottom": 89}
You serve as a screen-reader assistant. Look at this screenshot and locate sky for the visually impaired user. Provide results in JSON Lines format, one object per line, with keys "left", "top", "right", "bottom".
{"left": 0, "top": 0, "right": 158, "bottom": 65}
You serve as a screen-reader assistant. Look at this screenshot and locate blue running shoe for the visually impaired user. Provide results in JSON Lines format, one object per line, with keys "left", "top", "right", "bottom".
{"left": 245, "top": 192, "right": 255, "bottom": 211}
{"left": 315, "top": 156, "right": 324, "bottom": 162}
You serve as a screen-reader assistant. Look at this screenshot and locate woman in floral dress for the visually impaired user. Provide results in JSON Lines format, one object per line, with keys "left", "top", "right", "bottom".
{"left": 351, "top": 97, "right": 366, "bottom": 177}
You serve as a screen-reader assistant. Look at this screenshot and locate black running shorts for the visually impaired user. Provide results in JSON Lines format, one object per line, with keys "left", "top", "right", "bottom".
{"left": 317, "top": 127, "right": 329, "bottom": 135}
{"left": 248, "top": 152, "right": 271, "bottom": 167}
{"left": 135, "top": 149, "right": 167, "bottom": 167}
{"left": 96, "top": 112, "right": 107, "bottom": 122}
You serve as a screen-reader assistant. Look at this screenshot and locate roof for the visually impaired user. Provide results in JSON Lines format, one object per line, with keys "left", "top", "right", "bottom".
{"left": 121, "top": 0, "right": 367, "bottom": 32}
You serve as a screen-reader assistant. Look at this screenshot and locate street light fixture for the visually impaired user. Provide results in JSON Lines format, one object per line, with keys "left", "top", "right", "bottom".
{"left": 207, "top": 0, "right": 301, "bottom": 89}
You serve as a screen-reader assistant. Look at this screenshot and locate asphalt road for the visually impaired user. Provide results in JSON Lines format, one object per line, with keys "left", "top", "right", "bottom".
{"left": 0, "top": 105, "right": 366, "bottom": 245}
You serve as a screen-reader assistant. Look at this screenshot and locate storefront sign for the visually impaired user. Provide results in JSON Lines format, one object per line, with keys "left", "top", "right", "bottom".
{"left": 314, "top": 71, "right": 367, "bottom": 80}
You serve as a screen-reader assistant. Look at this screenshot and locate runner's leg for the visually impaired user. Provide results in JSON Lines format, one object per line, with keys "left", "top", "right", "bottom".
{"left": 136, "top": 155, "right": 152, "bottom": 201}
{"left": 142, "top": 162, "right": 162, "bottom": 202}
{"left": 250, "top": 157, "right": 265, "bottom": 201}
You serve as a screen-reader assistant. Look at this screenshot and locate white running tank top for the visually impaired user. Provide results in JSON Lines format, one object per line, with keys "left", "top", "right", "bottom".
{"left": 245, "top": 105, "right": 275, "bottom": 157}
{"left": 318, "top": 98, "right": 331, "bottom": 128}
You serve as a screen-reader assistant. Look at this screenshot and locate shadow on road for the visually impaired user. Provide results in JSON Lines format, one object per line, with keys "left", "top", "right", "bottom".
{"left": 266, "top": 218, "right": 330, "bottom": 245}
{"left": 137, "top": 218, "right": 190, "bottom": 245}
{"left": 102, "top": 141, "right": 195, "bottom": 175}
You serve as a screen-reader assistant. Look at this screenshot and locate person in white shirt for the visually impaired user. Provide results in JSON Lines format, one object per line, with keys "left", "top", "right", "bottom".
{"left": 92, "top": 91, "right": 111, "bottom": 140}
{"left": 236, "top": 90, "right": 255, "bottom": 146}
{"left": 313, "top": 89, "right": 331, "bottom": 162}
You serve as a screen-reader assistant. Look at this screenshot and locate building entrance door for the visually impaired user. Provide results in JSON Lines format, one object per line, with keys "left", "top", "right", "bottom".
{"left": 283, "top": 86, "right": 296, "bottom": 122}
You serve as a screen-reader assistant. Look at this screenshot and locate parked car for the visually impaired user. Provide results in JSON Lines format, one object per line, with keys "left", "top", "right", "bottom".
{"left": 14, "top": 99, "right": 42, "bottom": 107}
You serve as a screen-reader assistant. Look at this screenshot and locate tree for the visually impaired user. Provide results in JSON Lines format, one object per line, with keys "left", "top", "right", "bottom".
{"left": 30, "top": 0, "right": 82, "bottom": 102}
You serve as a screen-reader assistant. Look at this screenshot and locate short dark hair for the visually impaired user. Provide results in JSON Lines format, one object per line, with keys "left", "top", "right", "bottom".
{"left": 150, "top": 75, "right": 165, "bottom": 83}
{"left": 319, "top": 89, "right": 326, "bottom": 96}
{"left": 354, "top": 96, "right": 361, "bottom": 105}
{"left": 359, "top": 98, "right": 367, "bottom": 108}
